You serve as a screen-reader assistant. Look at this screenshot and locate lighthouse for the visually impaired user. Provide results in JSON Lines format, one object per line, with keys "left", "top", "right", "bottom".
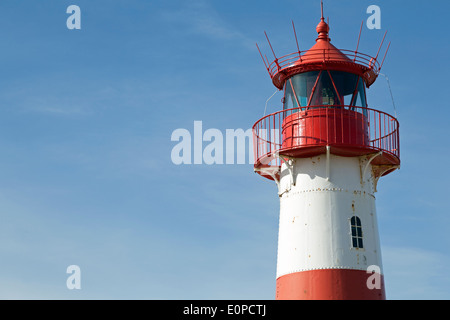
{"left": 253, "top": 4, "right": 400, "bottom": 300}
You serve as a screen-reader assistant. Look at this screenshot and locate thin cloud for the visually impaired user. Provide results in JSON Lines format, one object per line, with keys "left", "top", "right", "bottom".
{"left": 160, "top": 0, "right": 252, "bottom": 46}
{"left": 27, "top": 105, "right": 89, "bottom": 116}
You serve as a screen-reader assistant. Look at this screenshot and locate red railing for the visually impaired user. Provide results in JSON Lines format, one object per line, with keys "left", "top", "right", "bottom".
{"left": 253, "top": 106, "right": 399, "bottom": 173}
{"left": 266, "top": 49, "right": 381, "bottom": 78}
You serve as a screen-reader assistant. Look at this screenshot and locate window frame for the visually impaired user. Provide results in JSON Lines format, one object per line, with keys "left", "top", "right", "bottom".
{"left": 350, "top": 216, "right": 364, "bottom": 250}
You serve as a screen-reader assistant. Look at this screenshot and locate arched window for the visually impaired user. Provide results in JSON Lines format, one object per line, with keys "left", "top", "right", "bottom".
{"left": 350, "top": 216, "right": 364, "bottom": 249}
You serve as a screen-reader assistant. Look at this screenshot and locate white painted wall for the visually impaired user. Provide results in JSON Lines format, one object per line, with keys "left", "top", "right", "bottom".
{"left": 276, "top": 153, "right": 383, "bottom": 278}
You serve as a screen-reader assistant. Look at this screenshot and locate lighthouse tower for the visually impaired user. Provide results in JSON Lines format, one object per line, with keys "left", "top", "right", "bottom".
{"left": 253, "top": 5, "right": 400, "bottom": 300}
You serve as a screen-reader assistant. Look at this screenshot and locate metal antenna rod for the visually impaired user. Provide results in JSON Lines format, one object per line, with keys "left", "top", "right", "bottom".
{"left": 321, "top": 0, "right": 324, "bottom": 20}
{"left": 354, "top": 21, "right": 364, "bottom": 61}
{"left": 292, "top": 20, "right": 301, "bottom": 59}
{"left": 379, "top": 41, "right": 391, "bottom": 72}
{"left": 264, "top": 31, "right": 277, "bottom": 60}
{"left": 256, "top": 43, "right": 269, "bottom": 71}
{"left": 375, "top": 30, "right": 388, "bottom": 60}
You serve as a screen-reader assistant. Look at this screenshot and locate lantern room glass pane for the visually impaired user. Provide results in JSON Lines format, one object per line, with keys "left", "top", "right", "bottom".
{"left": 283, "top": 71, "right": 368, "bottom": 112}
{"left": 329, "top": 71, "right": 359, "bottom": 106}
{"left": 353, "top": 77, "right": 367, "bottom": 108}
{"left": 283, "top": 71, "right": 320, "bottom": 110}
{"left": 310, "top": 71, "right": 341, "bottom": 106}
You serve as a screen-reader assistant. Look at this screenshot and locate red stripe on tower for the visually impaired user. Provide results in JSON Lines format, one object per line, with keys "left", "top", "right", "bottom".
{"left": 276, "top": 269, "right": 385, "bottom": 300}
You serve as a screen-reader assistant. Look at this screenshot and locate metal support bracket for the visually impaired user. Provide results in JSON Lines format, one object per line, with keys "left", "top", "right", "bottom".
{"left": 373, "top": 165, "right": 400, "bottom": 192}
{"left": 254, "top": 166, "right": 281, "bottom": 191}
{"left": 278, "top": 153, "right": 296, "bottom": 187}
{"left": 362, "top": 151, "right": 383, "bottom": 182}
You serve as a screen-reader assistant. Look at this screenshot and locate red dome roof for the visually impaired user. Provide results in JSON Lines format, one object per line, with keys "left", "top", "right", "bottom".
{"left": 299, "top": 18, "right": 353, "bottom": 64}
{"left": 268, "top": 18, "right": 380, "bottom": 90}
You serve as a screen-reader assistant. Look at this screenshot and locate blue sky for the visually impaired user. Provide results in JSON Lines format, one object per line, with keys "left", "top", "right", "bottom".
{"left": 0, "top": 0, "right": 448, "bottom": 299}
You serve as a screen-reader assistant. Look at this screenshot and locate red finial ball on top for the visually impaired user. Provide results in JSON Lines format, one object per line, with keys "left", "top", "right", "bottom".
{"left": 316, "top": 18, "right": 330, "bottom": 41}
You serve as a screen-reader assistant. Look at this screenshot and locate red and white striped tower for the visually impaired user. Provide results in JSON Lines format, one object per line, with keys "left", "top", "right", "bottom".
{"left": 253, "top": 4, "right": 400, "bottom": 300}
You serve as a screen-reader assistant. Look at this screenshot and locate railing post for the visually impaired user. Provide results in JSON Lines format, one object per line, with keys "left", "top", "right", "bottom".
{"left": 378, "top": 112, "right": 381, "bottom": 150}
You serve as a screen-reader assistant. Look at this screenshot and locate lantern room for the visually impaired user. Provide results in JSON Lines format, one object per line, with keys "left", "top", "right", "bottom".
{"left": 283, "top": 70, "right": 368, "bottom": 110}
